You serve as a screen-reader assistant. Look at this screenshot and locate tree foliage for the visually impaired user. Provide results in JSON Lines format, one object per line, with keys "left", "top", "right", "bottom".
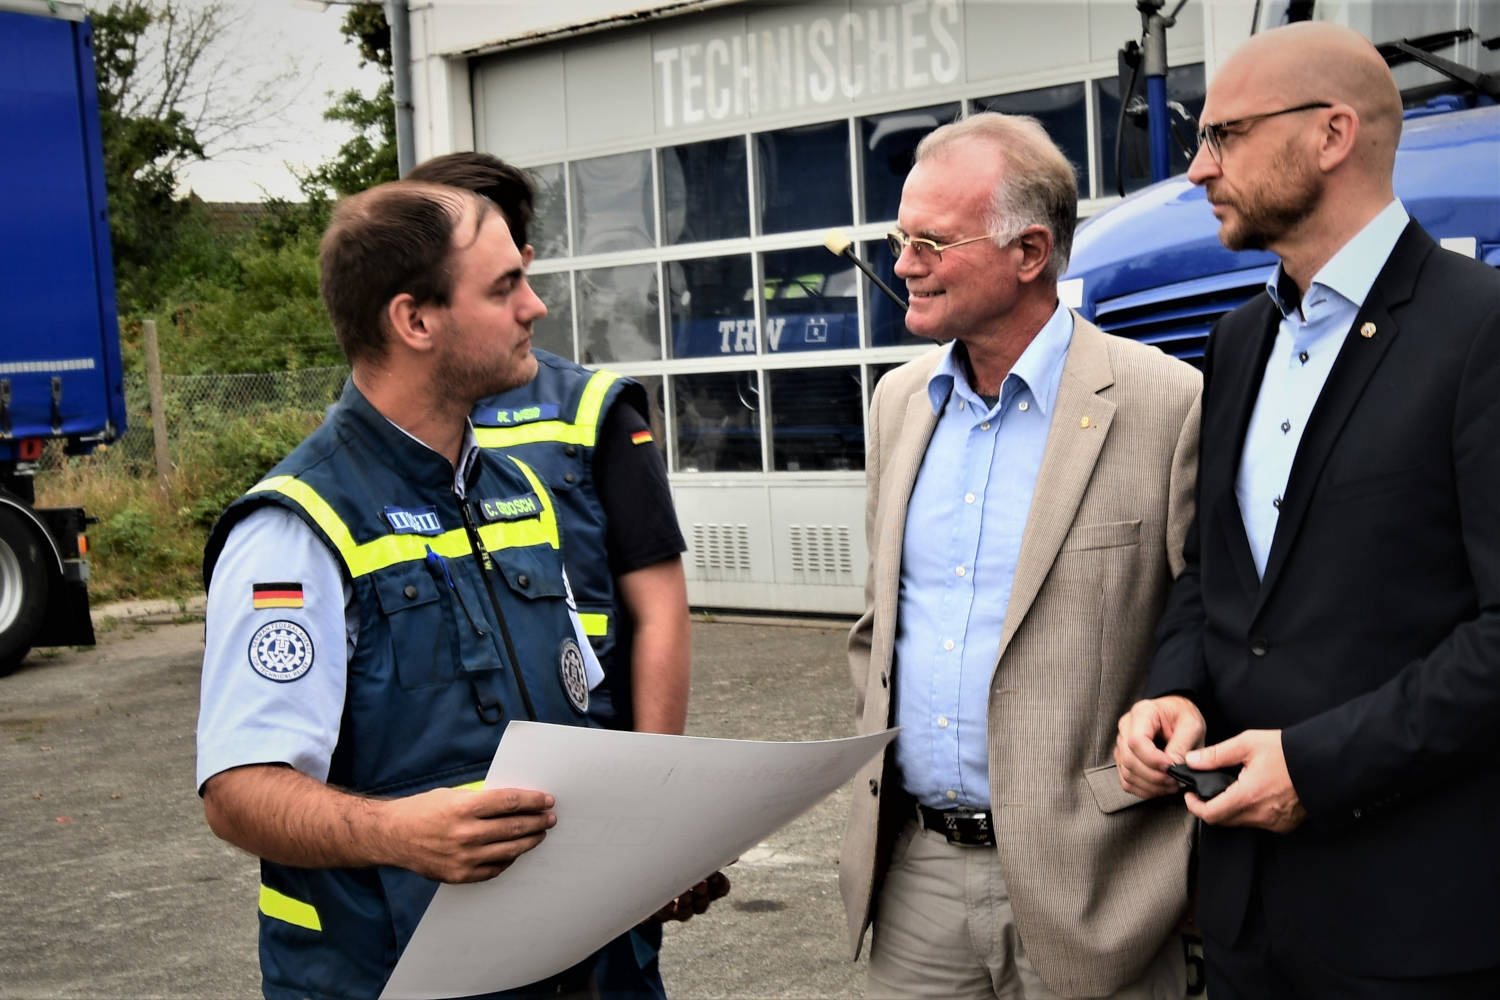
{"left": 299, "top": 5, "right": 397, "bottom": 202}
{"left": 90, "top": 0, "right": 301, "bottom": 308}
{"left": 93, "top": 0, "right": 396, "bottom": 374}
{"left": 92, "top": 1, "right": 206, "bottom": 303}
{"left": 259, "top": 4, "right": 397, "bottom": 250}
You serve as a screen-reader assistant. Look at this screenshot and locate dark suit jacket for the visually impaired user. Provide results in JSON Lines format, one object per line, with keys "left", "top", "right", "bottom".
{"left": 1148, "top": 222, "right": 1500, "bottom": 977}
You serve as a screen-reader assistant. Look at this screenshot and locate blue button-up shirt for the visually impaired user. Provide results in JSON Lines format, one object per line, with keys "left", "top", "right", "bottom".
{"left": 893, "top": 302, "right": 1073, "bottom": 809}
{"left": 1237, "top": 200, "right": 1408, "bottom": 576}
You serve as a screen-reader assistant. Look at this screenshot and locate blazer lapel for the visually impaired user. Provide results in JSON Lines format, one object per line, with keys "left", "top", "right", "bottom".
{"left": 1255, "top": 224, "right": 1428, "bottom": 607}
{"left": 997, "top": 319, "right": 1116, "bottom": 660}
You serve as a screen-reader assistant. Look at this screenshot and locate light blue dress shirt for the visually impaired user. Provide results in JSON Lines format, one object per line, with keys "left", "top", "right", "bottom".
{"left": 893, "top": 302, "right": 1074, "bottom": 810}
{"left": 1236, "top": 200, "right": 1408, "bottom": 576}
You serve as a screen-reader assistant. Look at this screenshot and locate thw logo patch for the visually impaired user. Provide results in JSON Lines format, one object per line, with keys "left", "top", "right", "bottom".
{"left": 383, "top": 505, "right": 443, "bottom": 535}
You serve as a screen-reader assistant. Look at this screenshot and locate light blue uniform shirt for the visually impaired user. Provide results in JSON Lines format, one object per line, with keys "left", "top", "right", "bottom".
{"left": 195, "top": 424, "right": 600, "bottom": 791}
{"left": 893, "top": 302, "right": 1073, "bottom": 810}
{"left": 1237, "top": 200, "right": 1408, "bottom": 576}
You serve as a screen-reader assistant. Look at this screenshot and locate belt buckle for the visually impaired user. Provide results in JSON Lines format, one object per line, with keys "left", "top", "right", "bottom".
{"left": 934, "top": 806, "right": 991, "bottom": 846}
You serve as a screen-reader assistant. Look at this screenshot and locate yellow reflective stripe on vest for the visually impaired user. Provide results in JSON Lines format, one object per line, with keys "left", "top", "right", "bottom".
{"left": 247, "top": 457, "right": 559, "bottom": 580}
{"left": 578, "top": 612, "right": 608, "bottom": 638}
{"left": 260, "top": 884, "right": 321, "bottom": 931}
{"left": 472, "top": 369, "right": 620, "bottom": 450}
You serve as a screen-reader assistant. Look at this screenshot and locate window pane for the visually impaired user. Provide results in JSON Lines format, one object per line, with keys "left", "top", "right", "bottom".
{"left": 577, "top": 264, "right": 660, "bottom": 364}
{"left": 671, "top": 371, "right": 762, "bottom": 472}
{"left": 1095, "top": 63, "right": 1205, "bottom": 198}
{"left": 755, "top": 121, "right": 851, "bottom": 235}
{"left": 859, "top": 103, "right": 960, "bottom": 224}
{"left": 529, "top": 163, "right": 568, "bottom": 259}
{"left": 661, "top": 137, "right": 749, "bottom": 245}
{"left": 862, "top": 238, "right": 925, "bottom": 348}
{"left": 761, "top": 247, "right": 859, "bottom": 354}
{"left": 527, "top": 271, "right": 573, "bottom": 360}
{"left": 667, "top": 255, "right": 753, "bottom": 359}
{"left": 769, "top": 367, "right": 864, "bottom": 472}
{"left": 571, "top": 151, "right": 655, "bottom": 254}
{"left": 974, "top": 84, "right": 1088, "bottom": 195}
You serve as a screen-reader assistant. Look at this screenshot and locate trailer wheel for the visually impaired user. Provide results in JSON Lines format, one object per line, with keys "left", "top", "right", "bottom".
{"left": 0, "top": 507, "right": 50, "bottom": 676}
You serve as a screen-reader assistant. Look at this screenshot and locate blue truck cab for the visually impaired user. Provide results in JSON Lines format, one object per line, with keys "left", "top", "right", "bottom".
{"left": 1063, "top": 4, "right": 1500, "bottom": 363}
{"left": 0, "top": 0, "right": 127, "bottom": 672}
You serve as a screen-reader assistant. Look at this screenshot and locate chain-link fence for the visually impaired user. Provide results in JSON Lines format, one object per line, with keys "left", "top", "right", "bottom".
{"left": 42, "top": 366, "right": 350, "bottom": 474}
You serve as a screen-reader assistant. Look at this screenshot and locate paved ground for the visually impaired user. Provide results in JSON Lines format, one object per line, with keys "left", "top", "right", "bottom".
{"left": 0, "top": 613, "right": 867, "bottom": 999}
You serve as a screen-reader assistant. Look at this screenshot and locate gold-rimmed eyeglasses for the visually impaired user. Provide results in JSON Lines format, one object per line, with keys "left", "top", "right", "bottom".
{"left": 887, "top": 230, "right": 1009, "bottom": 262}
{"left": 1195, "top": 101, "right": 1333, "bottom": 163}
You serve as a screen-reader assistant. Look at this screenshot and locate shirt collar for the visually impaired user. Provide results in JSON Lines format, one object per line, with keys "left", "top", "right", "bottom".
{"left": 1264, "top": 199, "right": 1410, "bottom": 318}
{"left": 925, "top": 300, "right": 1075, "bottom": 417}
{"left": 381, "top": 412, "right": 481, "bottom": 497}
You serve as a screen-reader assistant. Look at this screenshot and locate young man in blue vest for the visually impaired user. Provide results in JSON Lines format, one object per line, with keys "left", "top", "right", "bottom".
{"left": 196, "top": 181, "right": 621, "bottom": 998}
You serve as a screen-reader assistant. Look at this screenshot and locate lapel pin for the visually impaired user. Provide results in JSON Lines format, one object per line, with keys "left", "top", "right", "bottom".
{"left": 1360, "top": 322, "right": 1376, "bottom": 339}
{"left": 1080, "top": 416, "right": 1092, "bottom": 428}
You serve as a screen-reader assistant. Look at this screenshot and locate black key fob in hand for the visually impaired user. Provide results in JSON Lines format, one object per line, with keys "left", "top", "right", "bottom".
{"left": 1166, "top": 763, "right": 1241, "bottom": 801}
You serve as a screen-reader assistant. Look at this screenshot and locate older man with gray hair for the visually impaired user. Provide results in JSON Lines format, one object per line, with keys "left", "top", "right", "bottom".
{"left": 840, "top": 112, "right": 1202, "bottom": 999}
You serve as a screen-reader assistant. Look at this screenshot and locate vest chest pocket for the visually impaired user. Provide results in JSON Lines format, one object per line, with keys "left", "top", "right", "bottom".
{"left": 491, "top": 544, "right": 568, "bottom": 601}
{"left": 371, "top": 565, "right": 461, "bottom": 689}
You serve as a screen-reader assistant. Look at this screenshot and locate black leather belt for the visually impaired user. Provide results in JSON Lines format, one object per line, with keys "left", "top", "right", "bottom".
{"left": 915, "top": 802, "right": 995, "bottom": 847}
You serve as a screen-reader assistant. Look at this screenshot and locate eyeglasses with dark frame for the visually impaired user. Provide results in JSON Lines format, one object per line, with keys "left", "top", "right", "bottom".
{"left": 887, "top": 230, "right": 1010, "bottom": 262}
{"left": 1195, "top": 101, "right": 1333, "bottom": 163}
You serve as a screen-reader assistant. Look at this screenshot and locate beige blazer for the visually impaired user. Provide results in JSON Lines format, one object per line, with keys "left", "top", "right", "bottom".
{"left": 839, "top": 317, "right": 1201, "bottom": 997}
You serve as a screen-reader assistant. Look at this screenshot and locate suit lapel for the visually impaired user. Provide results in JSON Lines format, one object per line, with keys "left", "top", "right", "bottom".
{"left": 1255, "top": 224, "right": 1429, "bottom": 608}
{"left": 997, "top": 319, "right": 1116, "bottom": 659}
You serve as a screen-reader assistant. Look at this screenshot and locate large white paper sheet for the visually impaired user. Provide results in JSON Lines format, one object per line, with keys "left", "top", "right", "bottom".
{"left": 381, "top": 722, "right": 897, "bottom": 999}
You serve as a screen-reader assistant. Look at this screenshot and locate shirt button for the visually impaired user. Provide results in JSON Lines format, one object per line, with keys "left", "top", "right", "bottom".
{"left": 1018, "top": 401, "right": 1029, "bottom": 412}
{"left": 1251, "top": 637, "right": 1269, "bottom": 657}
{"left": 937, "top": 716, "right": 949, "bottom": 729}
{"left": 964, "top": 493, "right": 975, "bottom": 504}
{"left": 1299, "top": 351, "right": 1310, "bottom": 364}
{"left": 869, "top": 779, "right": 879, "bottom": 796}
{"left": 403, "top": 585, "right": 418, "bottom": 599}
{"left": 980, "top": 422, "right": 991, "bottom": 431}
{"left": 955, "top": 566, "right": 966, "bottom": 577}
{"left": 945, "top": 789, "right": 958, "bottom": 801}
{"left": 880, "top": 673, "right": 888, "bottom": 688}
{"left": 564, "top": 472, "right": 577, "bottom": 484}
{"left": 1272, "top": 496, "right": 1283, "bottom": 510}
{"left": 958, "top": 401, "right": 966, "bottom": 411}
{"left": 516, "top": 574, "right": 531, "bottom": 588}
{"left": 943, "top": 639, "right": 955, "bottom": 651}
{"left": 1281, "top": 420, "right": 1291, "bottom": 434}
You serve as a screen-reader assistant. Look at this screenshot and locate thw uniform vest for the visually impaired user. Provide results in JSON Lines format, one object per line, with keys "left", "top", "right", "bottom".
{"left": 204, "top": 381, "right": 595, "bottom": 1000}
{"left": 472, "top": 350, "right": 649, "bottom": 730}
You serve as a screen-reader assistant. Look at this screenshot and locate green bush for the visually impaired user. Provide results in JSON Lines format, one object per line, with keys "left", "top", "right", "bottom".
{"left": 37, "top": 405, "right": 326, "bottom": 601}
{"left": 176, "top": 408, "right": 324, "bottom": 527}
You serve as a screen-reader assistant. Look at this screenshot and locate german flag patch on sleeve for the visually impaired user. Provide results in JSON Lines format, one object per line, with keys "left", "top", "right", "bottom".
{"left": 253, "top": 582, "right": 305, "bottom": 610}
{"left": 631, "top": 429, "right": 654, "bottom": 446}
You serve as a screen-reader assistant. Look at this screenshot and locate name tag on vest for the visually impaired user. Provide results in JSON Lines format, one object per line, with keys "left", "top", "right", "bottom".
{"left": 477, "top": 493, "right": 542, "bottom": 522}
{"left": 382, "top": 505, "right": 443, "bottom": 535}
{"left": 474, "top": 403, "right": 561, "bottom": 427}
